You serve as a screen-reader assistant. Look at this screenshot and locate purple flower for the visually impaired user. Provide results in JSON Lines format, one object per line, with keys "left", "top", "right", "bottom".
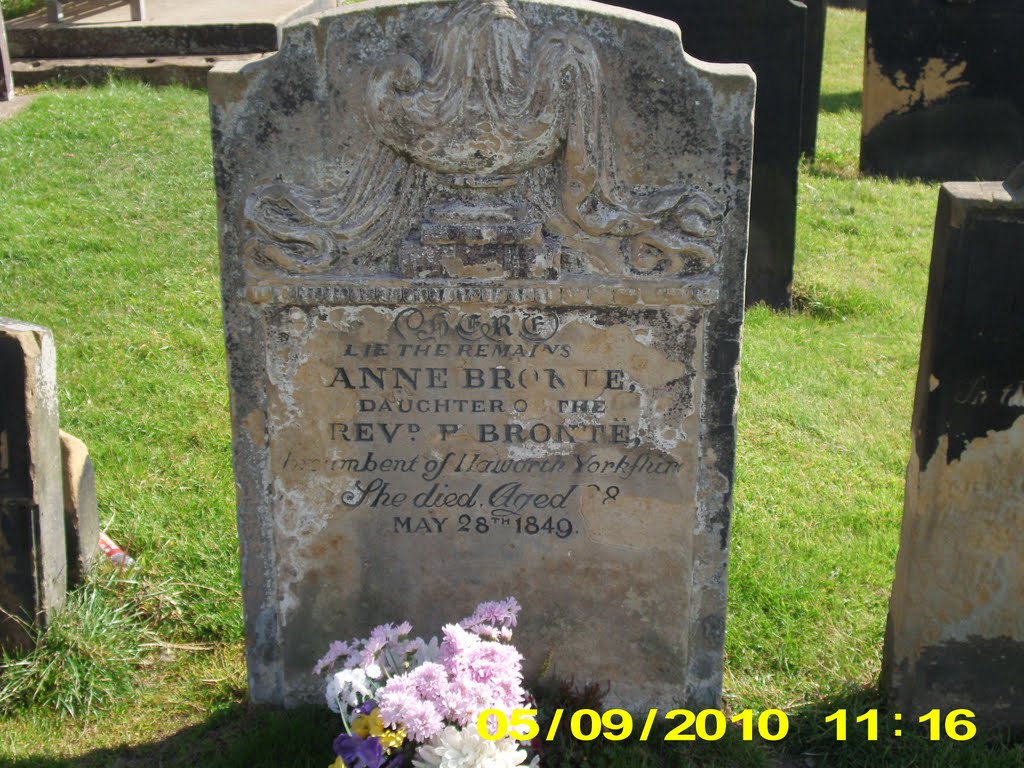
{"left": 333, "top": 733, "right": 385, "bottom": 768}
{"left": 355, "top": 699, "right": 378, "bottom": 717}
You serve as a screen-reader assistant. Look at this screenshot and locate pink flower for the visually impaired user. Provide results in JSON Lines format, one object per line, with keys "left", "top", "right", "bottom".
{"left": 314, "top": 640, "right": 355, "bottom": 676}
{"left": 437, "top": 624, "right": 525, "bottom": 726}
{"left": 458, "top": 598, "right": 520, "bottom": 640}
{"left": 377, "top": 671, "right": 446, "bottom": 741}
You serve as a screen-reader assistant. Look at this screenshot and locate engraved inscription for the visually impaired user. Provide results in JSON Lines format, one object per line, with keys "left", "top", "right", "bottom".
{"left": 266, "top": 305, "right": 700, "bottom": 548}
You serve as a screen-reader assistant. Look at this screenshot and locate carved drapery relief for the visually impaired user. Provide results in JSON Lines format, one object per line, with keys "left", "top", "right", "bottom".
{"left": 243, "top": 0, "right": 723, "bottom": 280}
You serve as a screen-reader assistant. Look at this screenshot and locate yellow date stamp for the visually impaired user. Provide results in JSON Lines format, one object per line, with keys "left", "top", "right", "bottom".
{"left": 477, "top": 708, "right": 978, "bottom": 742}
{"left": 478, "top": 708, "right": 790, "bottom": 743}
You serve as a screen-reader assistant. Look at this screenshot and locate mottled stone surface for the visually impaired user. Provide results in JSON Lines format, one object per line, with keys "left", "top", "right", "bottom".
{"left": 211, "top": 0, "right": 753, "bottom": 708}
{"left": 861, "top": 0, "right": 1024, "bottom": 180}
{"left": 618, "top": 0, "right": 806, "bottom": 308}
{"left": 882, "top": 168, "right": 1024, "bottom": 732}
{"left": 0, "top": 318, "right": 67, "bottom": 652}
{"left": 60, "top": 431, "right": 99, "bottom": 587}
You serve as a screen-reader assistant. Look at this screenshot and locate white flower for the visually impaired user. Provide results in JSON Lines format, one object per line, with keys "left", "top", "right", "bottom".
{"left": 325, "top": 667, "right": 373, "bottom": 713}
{"left": 412, "top": 725, "right": 531, "bottom": 768}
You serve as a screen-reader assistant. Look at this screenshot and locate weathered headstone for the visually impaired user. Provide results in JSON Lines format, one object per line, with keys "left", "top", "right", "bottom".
{"left": 619, "top": 0, "right": 807, "bottom": 308}
{"left": 861, "top": 0, "right": 1024, "bottom": 181}
{"left": 60, "top": 431, "right": 99, "bottom": 587}
{"left": 211, "top": 0, "right": 754, "bottom": 709}
{"left": 1, "top": 5, "right": 14, "bottom": 102}
{"left": 801, "top": 0, "right": 826, "bottom": 158}
{"left": 0, "top": 319, "right": 67, "bottom": 651}
{"left": 882, "top": 163, "right": 1024, "bottom": 732}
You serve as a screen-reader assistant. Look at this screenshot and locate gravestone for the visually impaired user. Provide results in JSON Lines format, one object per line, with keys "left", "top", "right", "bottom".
{"left": 801, "top": 0, "right": 826, "bottom": 158}
{"left": 861, "top": 0, "right": 1024, "bottom": 181}
{"left": 1, "top": 5, "right": 14, "bottom": 102}
{"left": 0, "top": 319, "right": 67, "bottom": 652}
{"left": 210, "top": 0, "right": 754, "bottom": 709}
{"left": 60, "top": 431, "right": 99, "bottom": 587}
{"left": 619, "top": 0, "right": 807, "bottom": 308}
{"left": 882, "top": 163, "right": 1024, "bottom": 731}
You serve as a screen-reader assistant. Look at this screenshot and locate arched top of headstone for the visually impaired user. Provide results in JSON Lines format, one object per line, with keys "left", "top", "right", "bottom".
{"left": 211, "top": 0, "right": 753, "bottom": 289}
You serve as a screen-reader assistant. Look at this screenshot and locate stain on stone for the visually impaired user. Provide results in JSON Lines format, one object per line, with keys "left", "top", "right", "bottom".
{"left": 0, "top": 338, "right": 29, "bottom": 501}
{"left": 913, "top": 636, "right": 1024, "bottom": 735}
{"left": 914, "top": 190, "right": 1024, "bottom": 469}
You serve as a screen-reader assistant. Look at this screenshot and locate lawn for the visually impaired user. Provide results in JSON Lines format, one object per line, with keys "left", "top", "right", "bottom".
{"left": 0, "top": 7, "right": 1021, "bottom": 767}
{"left": 1, "top": 0, "right": 43, "bottom": 20}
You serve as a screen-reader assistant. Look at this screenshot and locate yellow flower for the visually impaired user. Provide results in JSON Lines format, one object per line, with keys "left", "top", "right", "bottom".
{"left": 351, "top": 708, "right": 406, "bottom": 750}
{"left": 379, "top": 726, "right": 406, "bottom": 750}
{"left": 352, "top": 713, "right": 374, "bottom": 739}
{"left": 329, "top": 758, "right": 346, "bottom": 768}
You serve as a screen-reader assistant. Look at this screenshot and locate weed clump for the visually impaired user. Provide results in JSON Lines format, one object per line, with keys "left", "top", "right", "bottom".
{"left": 0, "top": 574, "right": 152, "bottom": 717}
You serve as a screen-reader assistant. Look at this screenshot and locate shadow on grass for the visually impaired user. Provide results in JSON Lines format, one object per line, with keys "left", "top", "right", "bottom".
{"left": 781, "top": 685, "right": 1024, "bottom": 768}
{"left": 819, "top": 91, "right": 862, "bottom": 114}
{"left": 6, "top": 704, "right": 338, "bottom": 768}
{"left": 7, "top": 691, "right": 1023, "bottom": 768}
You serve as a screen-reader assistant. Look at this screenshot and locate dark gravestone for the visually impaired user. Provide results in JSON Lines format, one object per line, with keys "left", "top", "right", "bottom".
{"left": 801, "top": 0, "right": 826, "bottom": 158}
{"left": 0, "top": 319, "right": 67, "bottom": 652}
{"left": 861, "top": 0, "right": 1024, "bottom": 181}
{"left": 882, "top": 165, "right": 1024, "bottom": 732}
{"left": 620, "top": 0, "right": 807, "bottom": 308}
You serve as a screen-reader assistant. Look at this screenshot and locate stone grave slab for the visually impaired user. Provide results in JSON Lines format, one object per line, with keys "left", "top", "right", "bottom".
{"left": 618, "top": 0, "right": 807, "bottom": 308}
{"left": 861, "top": 0, "right": 1024, "bottom": 180}
{"left": 0, "top": 319, "right": 67, "bottom": 652}
{"left": 60, "top": 431, "right": 99, "bottom": 587}
{"left": 210, "top": 0, "right": 754, "bottom": 709}
{"left": 882, "top": 164, "right": 1024, "bottom": 732}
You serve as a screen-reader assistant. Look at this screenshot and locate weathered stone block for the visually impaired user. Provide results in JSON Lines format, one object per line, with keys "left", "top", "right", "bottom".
{"left": 60, "top": 431, "right": 99, "bottom": 587}
{"left": 882, "top": 165, "right": 1024, "bottom": 733}
{"left": 211, "top": 0, "right": 753, "bottom": 709}
{"left": 618, "top": 0, "right": 807, "bottom": 308}
{"left": 861, "top": 0, "right": 1024, "bottom": 180}
{"left": 0, "top": 319, "right": 67, "bottom": 652}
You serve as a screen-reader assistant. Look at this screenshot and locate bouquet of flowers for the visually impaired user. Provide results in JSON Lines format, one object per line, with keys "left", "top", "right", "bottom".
{"left": 315, "top": 597, "right": 537, "bottom": 768}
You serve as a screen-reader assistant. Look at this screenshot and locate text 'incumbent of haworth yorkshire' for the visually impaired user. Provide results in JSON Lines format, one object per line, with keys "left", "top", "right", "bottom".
{"left": 268, "top": 306, "right": 696, "bottom": 541}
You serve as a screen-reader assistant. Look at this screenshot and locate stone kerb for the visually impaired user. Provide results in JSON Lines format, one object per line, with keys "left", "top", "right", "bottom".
{"left": 210, "top": 0, "right": 754, "bottom": 710}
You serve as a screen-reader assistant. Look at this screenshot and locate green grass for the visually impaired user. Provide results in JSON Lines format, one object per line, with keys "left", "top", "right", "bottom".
{"left": 0, "top": 574, "right": 153, "bottom": 717}
{"left": 0, "top": 84, "right": 239, "bottom": 645}
{"left": 0, "top": 0, "right": 42, "bottom": 20}
{"left": 0, "top": 9, "right": 1022, "bottom": 767}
